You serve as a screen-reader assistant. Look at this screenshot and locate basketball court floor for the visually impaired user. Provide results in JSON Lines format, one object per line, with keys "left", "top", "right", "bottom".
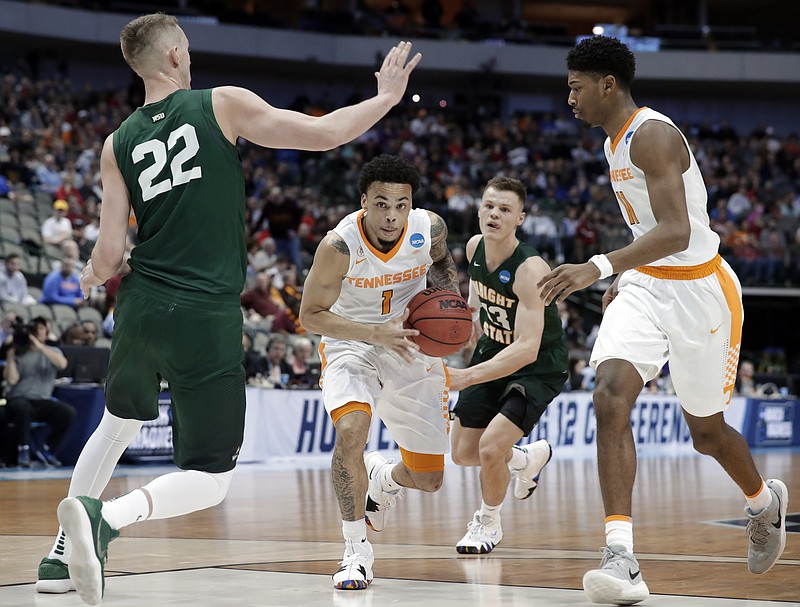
{"left": 0, "top": 450, "right": 798, "bottom": 607}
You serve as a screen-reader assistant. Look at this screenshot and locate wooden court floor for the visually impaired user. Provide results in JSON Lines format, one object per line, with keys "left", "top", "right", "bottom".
{"left": 0, "top": 450, "right": 798, "bottom": 606}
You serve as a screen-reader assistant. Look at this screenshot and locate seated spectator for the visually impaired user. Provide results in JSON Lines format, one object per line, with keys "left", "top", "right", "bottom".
{"left": 287, "top": 336, "right": 319, "bottom": 388}
{"left": 2, "top": 317, "right": 75, "bottom": 467}
{"left": 735, "top": 360, "right": 757, "bottom": 396}
{"left": 263, "top": 335, "right": 295, "bottom": 388}
{"left": 61, "top": 323, "right": 87, "bottom": 346}
{"left": 41, "top": 199, "right": 73, "bottom": 245}
{"left": 241, "top": 271, "right": 293, "bottom": 333}
{"left": 40, "top": 256, "right": 83, "bottom": 308}
{"left": 81, "top": 320, "right": 99, "bottom": 346}
{"left": 242, "top": 331, "right": 267, "bottom": 383}
{"left": 50, "top": 239, "right": 85, "bottom": 274}
{"left": 0, "top": 253, "right": 36, "bottom": 305}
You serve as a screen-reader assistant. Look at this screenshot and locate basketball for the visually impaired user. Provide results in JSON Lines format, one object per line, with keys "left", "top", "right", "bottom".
{"left": 405, "top": 286, "right": 472, "bottom": 357}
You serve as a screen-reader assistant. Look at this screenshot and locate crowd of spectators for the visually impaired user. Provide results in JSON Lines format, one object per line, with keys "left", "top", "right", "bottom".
{"left": 1, "top": 67, "right": 800, "bottom": 423}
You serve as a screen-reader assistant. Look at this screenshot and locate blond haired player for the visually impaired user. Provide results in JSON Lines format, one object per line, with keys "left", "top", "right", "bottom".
{"left": 299, "top": 154, "right": 459, "bottom": 590}
{"left": 539, "top": 35, "right": 788, "bottom": 605}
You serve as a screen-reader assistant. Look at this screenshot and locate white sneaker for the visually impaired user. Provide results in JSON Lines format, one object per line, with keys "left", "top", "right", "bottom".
{"left": 746, "top": 478, "right": 788, "bottom": 574}
{"left": 512, "top": 440, "right": 552, "bottom": 500}
{"left": 332, "top": 539, "right": 374, "bottom": 590}
{"left": 364, "top": 451, "right": 402, "bottom": 532}
{"left": 583, "top": 544, "right": 649, "bottom": 605}
{"left": 455, "top": 511, "right": 503, "bottom": 554}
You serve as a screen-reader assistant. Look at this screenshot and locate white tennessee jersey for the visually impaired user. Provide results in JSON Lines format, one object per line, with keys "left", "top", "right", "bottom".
{"left": 328, "top": 208, "right": 433, "bottom": 325}
{"left": 604, "top": 106, "right": 720, "bottom": 266}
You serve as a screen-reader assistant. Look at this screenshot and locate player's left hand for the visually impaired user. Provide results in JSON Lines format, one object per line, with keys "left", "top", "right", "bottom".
{"left": 80, "top": 260, "right": 105, "bottom": 299}
{"left": 537, "top": 262, "right": 600, "bottom": 306}
{"left": 447, "top": 367, "right": 472, "bottom": 392}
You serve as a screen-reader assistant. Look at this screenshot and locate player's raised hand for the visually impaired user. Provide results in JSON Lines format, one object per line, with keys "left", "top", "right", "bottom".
{"left": 375, "top": 41, "right": 422, "bottom": 106}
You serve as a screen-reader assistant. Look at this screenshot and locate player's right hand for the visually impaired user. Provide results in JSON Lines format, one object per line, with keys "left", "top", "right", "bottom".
{"left": 375, "top": 41, "right": 422, "bottom": 106}
{"left": 372, "top": 308, "right": 420, "bottom": 362}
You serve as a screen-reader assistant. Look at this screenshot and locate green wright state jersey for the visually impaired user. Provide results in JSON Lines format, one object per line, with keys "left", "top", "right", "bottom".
{"left": 113, "top": 88, "right": 246, "bottom": 294}
{"left": 469, "top": 238, "right": 565, "bottom": 371}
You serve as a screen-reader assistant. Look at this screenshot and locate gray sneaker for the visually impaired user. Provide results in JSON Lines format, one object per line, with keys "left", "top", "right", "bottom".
{"left": 746, "top": 478, "right": 788, "bottom": 574}
{"left": 583, "top": 544, "right": 649, "bottom": 605}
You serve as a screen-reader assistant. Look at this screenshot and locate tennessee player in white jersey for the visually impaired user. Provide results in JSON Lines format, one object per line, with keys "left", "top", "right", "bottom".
{"left": 300, "top": 154, "right": 459, "bottom": 591}
{"left": 539, "top": 36, "right": 787, "bottom": 606}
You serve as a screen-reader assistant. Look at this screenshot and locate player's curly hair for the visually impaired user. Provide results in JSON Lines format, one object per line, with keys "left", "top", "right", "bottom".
{"left": 358, "top": 154, "right": 421, "bottom": 195}
{"left": 566, "top": 36, "right": 636, "bottom": 89}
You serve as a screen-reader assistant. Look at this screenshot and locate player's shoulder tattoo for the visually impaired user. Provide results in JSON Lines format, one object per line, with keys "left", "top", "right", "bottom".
{"left": 329, "top": 233, "right": 350, "bottom": 257}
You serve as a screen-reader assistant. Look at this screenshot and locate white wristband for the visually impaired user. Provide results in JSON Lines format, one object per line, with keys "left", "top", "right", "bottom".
{"left": 589, "top": 254, "right": 614, "bottom": 280}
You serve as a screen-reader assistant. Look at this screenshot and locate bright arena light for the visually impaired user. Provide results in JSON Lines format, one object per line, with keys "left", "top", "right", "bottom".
{"left": 439, "top": 99, "right": 447, "bottom": 108}
{"left": 412, "top": 94, "right": 421, "bottom": 103}
{"left": 592, "top": 25, "right": 605, "bottom": 35}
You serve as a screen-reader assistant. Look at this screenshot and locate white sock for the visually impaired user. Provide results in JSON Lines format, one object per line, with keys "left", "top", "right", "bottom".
{"left": 479, "top": 500, "right": 502, "bottom": 521}
{"left": 342, "top": 519, "right": 368, "bottom": 543}
{"left": 102, "top": 469, "right": 234, "bottom": 530}
{"left": 381, "top": 463, "right": 403, "bottom": 492}
{"left": 605, "top": 517, "right": 633, "bottom": 553}
{"left": 48, "top": 528, "right": 70, "bottom": 563}
{"left": 508, "top": 445, "right": 527, "bottom": 471}
{"left": 50, "top": 411, "right": 143, "bottom": 560}
{"left": 102, "top": 489, "right": 150, "bottom": 530}
{"left": 746, "top": 479, "right": 772, "bottom": 513}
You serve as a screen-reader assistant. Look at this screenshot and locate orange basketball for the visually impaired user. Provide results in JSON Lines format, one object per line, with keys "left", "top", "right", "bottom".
{"left": 405, "top": 286, "right": 472, "bottom": 357}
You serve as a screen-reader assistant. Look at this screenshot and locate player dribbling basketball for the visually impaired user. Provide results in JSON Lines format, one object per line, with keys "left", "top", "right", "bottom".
{"left": 299, "top": 154, "right": 460, "bottom": 590}
{"left": 448, "top": 177, "right": 569, "bottom": 555}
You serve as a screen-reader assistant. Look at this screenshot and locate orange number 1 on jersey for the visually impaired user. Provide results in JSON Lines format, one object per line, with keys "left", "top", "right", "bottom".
{"left": 615, "top": 190, "right": 640, "bottom": 225}
{"left": 381, "top": 290, "right": 393, "bottom": 315}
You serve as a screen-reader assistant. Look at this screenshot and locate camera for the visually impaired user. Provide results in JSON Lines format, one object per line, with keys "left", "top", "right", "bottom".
{"left": 12, "top": 320, "right": 36, "bottom": 349}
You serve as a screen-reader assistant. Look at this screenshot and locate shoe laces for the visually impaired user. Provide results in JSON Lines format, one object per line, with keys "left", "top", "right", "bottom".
{"left": 465, "top": 514, "right": 496, "bottom": 540}
{"left": 599, "top": 546, "right": 635, "bottom": 571}
{"left": 341, "top": 540, "right": 371, "bottom": 568}
{"left": 374, "top": 489, "right": 403, "bottom": 511}
{"left": 746, "top": 512, "right": 771, "bottom": 547}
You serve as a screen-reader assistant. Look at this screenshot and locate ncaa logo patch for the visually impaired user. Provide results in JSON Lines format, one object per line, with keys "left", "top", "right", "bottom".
{"left": 624, "top": 131, "right": 634, "bottom": 145}
{"left": 499, "top": 270, "right": 511, "bottom": 283}
{"left": 409, "top": 232, "right": 425, "bottom": 248}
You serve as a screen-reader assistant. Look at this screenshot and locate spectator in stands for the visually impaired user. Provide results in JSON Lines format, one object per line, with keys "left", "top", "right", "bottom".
{"left": 260, "top": 188, "right": 305, "bottom": 271}
{"left": 3, "top": 316, "right": 75, "bottom": 467}
{"left": 240, "top": 271, "right": 293, "bottom": 333}
{"left": 0, "top": 253, "right": 36, "bottom": 305}
{"left": 249, "top": 236, "right": 278, "bottom": 275}
{"left": 35, "top": 153, "right": 62, "bottom": 194}
{"left": 61, "top": 323, "right": 87, "bottom": 346}
{"left": 735, "top": 360, "right": 757, "bottom": 396}
{"left": 41, "top": 199, "right": 73, "bottom": 245}
{"left": 263, "top": 335, "right": 295, "bottom": 388}
{"left": 51, "top": 239, "right": 86, "bottom": 273}
{"left": 241, "top": 331, "right": 267, "bottom": 383}
{"left": 288, "top": 336, "right": 314, "bottom": 377}
{"left": 40, "top": 256, "right": 83, "bottom": 308}
{"left": 81, "top": 320, "right": 99, "bottom": 347}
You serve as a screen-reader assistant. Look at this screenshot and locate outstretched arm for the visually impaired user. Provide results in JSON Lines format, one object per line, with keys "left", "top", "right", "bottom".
{"left": 214, "top": 42, "right": 422, "bottom": 150}
{"left": 449, "top": 258, "right": 548, "bottom": 391}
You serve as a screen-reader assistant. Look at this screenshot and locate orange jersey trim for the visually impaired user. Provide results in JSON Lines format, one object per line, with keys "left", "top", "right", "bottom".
{"left": 330, "top": 401, "right": 372, "bottom": 426}
{"left": 715, "top": 262, "right": 743, "bottom": 405}
{"left": 357, "top": 209, "right": 407, "bottom": 263}
{"left": 635, "top": 254, "right": 721, "bottom": 280}
{"left": 399, "top": 447, "right": 444, "bottom": 473}
{"left": 610, "top": 106, "right": 648, "bottom": 154}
